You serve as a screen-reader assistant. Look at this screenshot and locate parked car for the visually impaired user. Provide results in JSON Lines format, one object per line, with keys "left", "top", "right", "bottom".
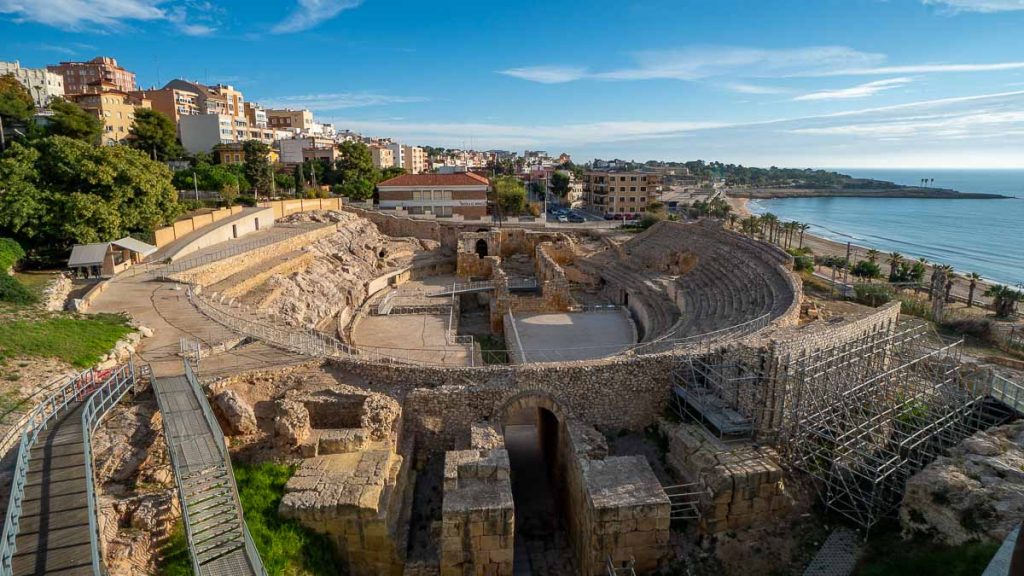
{"left": 568, "top": 214, "right": 585, "bottom": 223}
{"left": 557, "top": 215, "right": 569, "bottom": 223}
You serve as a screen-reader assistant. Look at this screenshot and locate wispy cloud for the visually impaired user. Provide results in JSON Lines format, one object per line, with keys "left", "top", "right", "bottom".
{"left": 0, "top": 0, "right": 217, "bottom": 35}
{"left": 271, "top": 0, "right": 362, "bottom": 34}
{"left": 326, "top": 90, "right": 1024, "bottom": 152}
{"left": 502, "top": 45, "right": 1024, "bottom": 87}
{"left": 923, "top": 0, "right": 1024, "bottom": 12}
{"left": 499, "top": 66, "right": 588, "bottom": 84}
{"left": 794, "top": 77, "right": 913, "bottom": 101}
{"left": 262, "top": 92, "right": 427, "bottom": 111}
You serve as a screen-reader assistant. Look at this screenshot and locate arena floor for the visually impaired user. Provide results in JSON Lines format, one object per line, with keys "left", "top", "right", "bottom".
{"left": 509, "top": 309, "right": 636, "bottom": 363}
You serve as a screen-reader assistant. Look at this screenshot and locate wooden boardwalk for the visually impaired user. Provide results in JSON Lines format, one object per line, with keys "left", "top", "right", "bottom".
{"left": 152, "top": 375, "right": 261, "bottom": 576}
{"left": 11, "top": 403, "right": 93, "bottom": 576}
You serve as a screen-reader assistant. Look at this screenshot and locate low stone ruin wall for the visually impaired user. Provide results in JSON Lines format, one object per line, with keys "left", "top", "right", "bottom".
{"left": 440, "top": 427, "right": 515, "bottom": 576}
{"left": 561, "top": 420, "right": 671, "bottom": 575}
{"left": 661, "top": 421, "right": 793, "bottom": 533}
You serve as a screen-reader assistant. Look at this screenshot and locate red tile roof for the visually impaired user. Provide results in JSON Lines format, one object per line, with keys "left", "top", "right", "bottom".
{"left": 377, "top": 172, "right": 490, "bottom": 187}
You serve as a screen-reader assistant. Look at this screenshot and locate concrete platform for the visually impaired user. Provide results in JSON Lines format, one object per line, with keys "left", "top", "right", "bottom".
{"left": 352, "top": 314, "right": 472, "bottom": 367}
{"left": 510, "top": 309, "right": 635, "bottom": 363}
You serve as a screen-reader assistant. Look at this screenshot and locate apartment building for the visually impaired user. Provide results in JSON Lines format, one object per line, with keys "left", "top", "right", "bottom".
{"left": 377, "top": 172, "right": 489, "bottom": 218}
{"left": 370, "top": 144, "right": 395, "bottom": 169}
{"left": 133, "top": 86, "right": 200, "bottom": 131}
{"left": 279, "top": 136, "right": 336, "bottom": 165}
{"left": 179, "top": 114, "right": 249, "bottom": 154}
{"left": 0, "top": 60, "right": 64, "bottom": 108}
{"left": 69, "top": 86, "right": 151, "bottom": 145}
{"left": 215, "top": 142, "right": 279, "bottom": 165}
{"left": 266, "top": 108, "right": 313, "bottom": 131}
{"left": 402, "top": 145, "right": 427, "bottom": 174}
{"left": 583, "top": 170, "right": 659, "bottom": 216}
{"left": 48, "top": 57, "right": 135, "bottom": 95}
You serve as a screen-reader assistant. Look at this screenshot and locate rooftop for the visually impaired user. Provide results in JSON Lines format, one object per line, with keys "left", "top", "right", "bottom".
{"left": 377, "top": 172, "right": 490, "bottom": 187}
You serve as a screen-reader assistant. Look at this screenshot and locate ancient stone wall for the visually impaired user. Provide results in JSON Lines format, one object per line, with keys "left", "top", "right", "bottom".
{"left": 535, "top": 241, "right": 574, "bottom": 310}
{"left": 559, "top": 420, "right": 670, "bottom": 574}
{"left": 345, "top": 205, "right": 464, "bottom": 249}
{"left": 440, "top": 428, "right": 515, "bottom": 576}
{"left": 661, "top": 421, "right": 792, "bottom": 533}
{"left": 169, "top": 224, "right": 337, "bottom": 287}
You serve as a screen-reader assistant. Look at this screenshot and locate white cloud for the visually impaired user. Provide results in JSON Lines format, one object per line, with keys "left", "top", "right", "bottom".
{"left": 0, "top": 0, "right": 216, "bottom": 34}
{"left": 923, "top": 0, "right": 1024, "bottom": 12}
{"left": 720, "top": 82, "right": 791, "bottom": 95}
{"left": 271, "top": 0, "right": 362, "bottom": 34}
{"left": 502, "top": 44, "right": 1024, "bottom": 86}
{"left": 793, "top": 78, "right": 913, "bottom": 101}
{"left": 263, "top": 92, "right": 427, "bottom": 111}
{"left": 498, "top": 66, "right": 588, "bottom": 84}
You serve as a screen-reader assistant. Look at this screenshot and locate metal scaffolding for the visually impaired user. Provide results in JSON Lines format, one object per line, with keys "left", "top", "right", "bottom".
{"left": 775, "top": 321, "right": 986, "bottom": 531}
{"left": 672, "top": 319, "right": 1000, "bottom": 532}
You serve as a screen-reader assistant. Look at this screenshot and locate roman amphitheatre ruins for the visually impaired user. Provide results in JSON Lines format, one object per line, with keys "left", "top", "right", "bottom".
{"left": 3, "top": 200, "right": 1022, "bottom": 576}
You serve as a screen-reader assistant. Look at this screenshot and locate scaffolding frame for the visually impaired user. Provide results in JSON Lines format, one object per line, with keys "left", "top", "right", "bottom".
{"left": 671, "top": 346, "right": 765, "bottom": 440}
{"left": 774, "top": 321, "right": 986, "bottom": 531}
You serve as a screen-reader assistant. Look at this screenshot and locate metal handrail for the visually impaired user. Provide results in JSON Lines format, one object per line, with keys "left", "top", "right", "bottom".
{"left": 181, "top": 361, "right": 267, "bottom": 576}
{"left": 1, "top": 367, "right": 100, "bottom": 575}
{"left": 989, "top": 374, "right": 1024, "bottom": 414}
{"left": 82, "top": 360, "right": 138, "bottom": 574}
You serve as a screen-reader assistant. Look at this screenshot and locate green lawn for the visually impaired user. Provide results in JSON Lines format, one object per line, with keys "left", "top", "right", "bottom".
{"left": 0, "top": 313, "right": 132, "bottom": 368}
{"left": 159, "top": 461, "right": 337, "bottom": 576}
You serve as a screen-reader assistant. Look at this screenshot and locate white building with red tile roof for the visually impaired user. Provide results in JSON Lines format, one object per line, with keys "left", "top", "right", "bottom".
{"left": 376, "top": 172, "right": 490, "bottom": 219}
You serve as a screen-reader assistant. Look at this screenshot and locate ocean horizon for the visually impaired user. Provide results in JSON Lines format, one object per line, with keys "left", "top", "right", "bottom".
{"left": 748, "top": 168, "right": 1024, "bottom": 287}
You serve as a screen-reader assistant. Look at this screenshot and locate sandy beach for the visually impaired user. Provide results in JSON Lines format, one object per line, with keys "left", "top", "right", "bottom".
{"left": 724, "top": 195, "right": 999, "bottom": 305}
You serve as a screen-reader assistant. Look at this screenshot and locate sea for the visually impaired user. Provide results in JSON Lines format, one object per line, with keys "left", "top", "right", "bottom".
{"left": 747, "top": 169, "right": 1024, "bottom": 287}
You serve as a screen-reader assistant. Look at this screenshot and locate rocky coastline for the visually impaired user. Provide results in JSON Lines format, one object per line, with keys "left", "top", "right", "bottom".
{"left": 726, "top": 186, "right": 1011, "bottom": 200}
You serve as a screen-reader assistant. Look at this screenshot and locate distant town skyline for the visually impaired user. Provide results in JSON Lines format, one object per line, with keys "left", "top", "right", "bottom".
{"left": 2, "top": 0, "right": 1024, "bottom": 168}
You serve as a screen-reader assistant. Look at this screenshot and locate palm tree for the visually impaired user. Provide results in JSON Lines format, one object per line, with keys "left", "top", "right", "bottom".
{"left": 727, "top": 213, "right": 738, "bottom": 230}
{"left": 866, "top": 249, "right": 881, "bottom": 264}
{"left": 985, "top": 285, "right": 1024, "bottom": 318}
{"left": 797, "top": 223, "right": 810, "bottom": 249}
{"left": 886, "top": 251, "right": 904, "bottom": 281}
{"left": 966, "top": 272, "right": 981, "bottom": 308}
{"left": 942, "top": 266, "right": 956, "bottom": 303}
{"left": 761, "top": 213, "right": 778, "bottom": 244}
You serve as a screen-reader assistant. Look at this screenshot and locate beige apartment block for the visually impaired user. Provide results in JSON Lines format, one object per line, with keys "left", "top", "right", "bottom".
{"left": 267, "top": 108, "right": 313, "bottom": 131}
{"left": 582, "top": 170, "right": 659, "bottom": 216}
{"left": 371, "top": 144, "right": 395, "bottom": 169}
{"left": 70, "top": 87, "right": 151, "bottom": 145}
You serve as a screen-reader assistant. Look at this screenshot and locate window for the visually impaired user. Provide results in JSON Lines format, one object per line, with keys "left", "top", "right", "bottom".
{"left": 630, "top": 187, "right": 636, "bottom": 192}
{"left": 408, "top": 206, "right": 424, "bottom": 215}
{"left": 630, "top": 176, "right": 637, "bottom": 181}
{"left": 640, "top": 187, "right": 646, "bottom": 192}
{"left": 630, "top": 197, "right": 636, "bottom": 203}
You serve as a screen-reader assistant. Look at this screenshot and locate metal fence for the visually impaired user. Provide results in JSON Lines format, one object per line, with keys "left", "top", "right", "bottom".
{"left": 989, "top": 373, "right": 1024, "bottom": 415}
{"left": 1, "top": 363, "right": 138, "bottom": 576}
{"left": 82, "top": 361, "right": 138, "bottom": 574}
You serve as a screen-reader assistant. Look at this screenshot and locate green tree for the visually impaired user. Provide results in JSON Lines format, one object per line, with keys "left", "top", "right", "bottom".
{"left": 380, "top": 166, "right": 405, "bottom": 180}
{"left": 242, "top": 140, "right": 274, "bottom": 197}
{"left": 0, "top": 137, "right": 180, "bottom": 255}
{"left": 46, "top": 99, "right": 102, "bottom": 144}
{"left": 336, "top": 141, "right": 379, "bottom": 189}
{"left": 274, "top": 172, "right": 294, "bottom": 195}
{"left": 129, "top": 108, "right": 182, "bottom": 160}
{"left": 172, "top": 162, "right": 249, "bottom": 193}
{"left": 492, "top": 176, "right": 526, "bottom": 216}
{"left": 220, "top": 183, "right": 239, "bottom": 207}
{"left": 339, "top": 178, "right": 374, "bottom": 201}
{"left": 852, "top": 260, "right": 882, "bottom": 280}
{"left": 0, "top": 73, "right": 35, "bottom": 126}
{"left": 985, "top": 285, "right": 1023, "bottom": 319}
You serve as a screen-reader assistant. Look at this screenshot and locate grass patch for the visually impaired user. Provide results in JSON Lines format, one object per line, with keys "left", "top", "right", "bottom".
{"left": 0, "top": 274, "right": 37, "bottom": 305}
{"left": 0, "top": 313, "right": 131, "bottom": 367}
{"left": 158, "top": 462, "right": 336, "bottom": 576}
{"left": 475, "top": 334, "right": 509, "bottom": 364}
{"left": 855, "top": 535, "right": 999, "bottom": 576}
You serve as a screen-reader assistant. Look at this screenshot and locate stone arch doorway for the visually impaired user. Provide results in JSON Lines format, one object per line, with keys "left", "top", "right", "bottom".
{"left": 475, "top": 238, "right": 489, "bottom": 259}
{"left": 498, "top": 392, "right": 576, "bottom": 573}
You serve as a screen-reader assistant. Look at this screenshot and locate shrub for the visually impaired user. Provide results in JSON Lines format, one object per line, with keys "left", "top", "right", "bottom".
{"left": 852, "top": 260, "right": 883, "bottom": 280}
{"left": 787, "top": 249, "right": 814, "bottom": 272}
{"left": 941, "top": 317, "right": 994, "bottom": 341}
{"left": 0, "top": 274, "right": 38, "bottom": 304}
{"left": 854, "top": 283, "right": 893, "bottom": 307}
{"left": 0, "top": 238, "right": 26, "bottom": 272}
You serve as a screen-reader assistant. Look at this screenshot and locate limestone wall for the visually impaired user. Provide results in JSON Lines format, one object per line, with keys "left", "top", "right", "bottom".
{"left": 560, "top": 420, "right": 670, "bottom": 574}
{"left": 440, "top": 445, "right": 515, "bottom": 576}
{"left": 168, "top": 224, "right": 337, "bottom": 286}
{"left": 661, "top": 421, "right": 792, "bottom": 533}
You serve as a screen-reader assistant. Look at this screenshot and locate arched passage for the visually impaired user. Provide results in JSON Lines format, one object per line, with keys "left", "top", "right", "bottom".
{"left": 475, "top": 238, "right": 489, "bottom": 258}
{"left": 498, "top": 392, "right": 576, "bottom": 572}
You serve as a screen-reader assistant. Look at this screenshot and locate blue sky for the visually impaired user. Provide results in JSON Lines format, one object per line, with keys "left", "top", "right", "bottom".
{"left": 3, "top": 0, "right": 1024, "bottom": 168}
